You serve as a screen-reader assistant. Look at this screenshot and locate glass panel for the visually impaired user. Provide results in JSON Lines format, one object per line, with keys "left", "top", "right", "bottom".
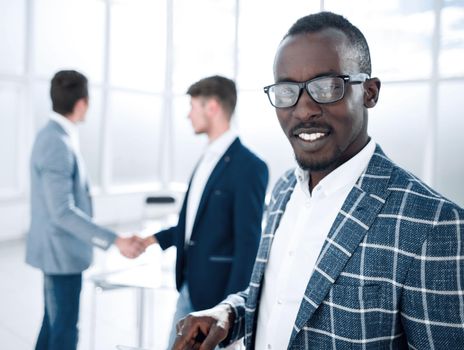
{"left": 0, "top": 83, "right": 21, "bottom": 190}
{"left": 235, "top": 90, "right": 295, "bottom": 190}
{"left": 33, "top": 0, "right": 105, "bottom": 82}
{"left": 33, "top": 81, "right": 52, "bottom": 133}
{"left": 32, "top": 82, "right": 103, "bottom": 186}
{"left": 237, "top": 0, "right": 320, "bottom": 91}
{"left": 110, "top": 0, "right": 166, "bottom": 92}
{"left": 171, "top": 95, "right": 206, "bottom": 184}
{"left": 324, "top": 0, "right": 434, "bottom": 81}
{"left": 0, "top": 0, "right": 25, "bottom": 75}
{"left": 172, "top": 0, "right": 236, "bottom": 94}
{"left": 369, "top": 82, "right": 430, "bottom": 180}
{"left": 107, "top": 91, "right": 162, "bottom": 186}
{"left": 436, "top": 81, "right": 464, "bottom": 207}
{"left": 440, "top": 3, "right": 464, "bottom": 78}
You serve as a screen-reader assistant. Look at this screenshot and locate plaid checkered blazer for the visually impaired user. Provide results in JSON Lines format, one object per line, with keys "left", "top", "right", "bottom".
{"left": 223, "top": 145, "right": 464, "bottom": 349}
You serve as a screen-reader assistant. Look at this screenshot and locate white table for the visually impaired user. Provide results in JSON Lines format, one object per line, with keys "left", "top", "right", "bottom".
{"left": 88, "top": 263, "right": 164, "bottom": 350}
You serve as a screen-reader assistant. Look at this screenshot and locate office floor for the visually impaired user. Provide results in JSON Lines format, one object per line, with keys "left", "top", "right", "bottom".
{"left": 0, "top": 222, "right": 179, "bottom": 350}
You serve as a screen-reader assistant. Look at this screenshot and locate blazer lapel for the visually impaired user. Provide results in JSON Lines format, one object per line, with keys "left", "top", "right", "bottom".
{"left": 288, "top": 145, "right": 395, "bottom": 346}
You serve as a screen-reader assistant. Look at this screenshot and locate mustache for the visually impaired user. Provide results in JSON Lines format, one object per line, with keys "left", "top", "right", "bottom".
{"left": 291, "top": 122, "right": 332, "bottom": 135}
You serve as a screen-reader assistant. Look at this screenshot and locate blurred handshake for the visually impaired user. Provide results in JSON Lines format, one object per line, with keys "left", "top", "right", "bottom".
{"left": 114, "top": 234, "right": 158, "bottom": 259}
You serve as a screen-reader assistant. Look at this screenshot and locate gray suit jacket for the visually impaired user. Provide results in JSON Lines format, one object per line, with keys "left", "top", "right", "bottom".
{"left": 26, "top": 120, "right": 116, "bottom": 274}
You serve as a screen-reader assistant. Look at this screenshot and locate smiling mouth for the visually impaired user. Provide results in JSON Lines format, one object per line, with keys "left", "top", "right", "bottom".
{"left": 297, "top": 132, "right": 326, "bottom": 142}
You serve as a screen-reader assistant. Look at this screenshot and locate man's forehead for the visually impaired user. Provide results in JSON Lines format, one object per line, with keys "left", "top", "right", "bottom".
{"left": 273, "top": 29, "right": 358, "bottom": 79}
{"left": 279, "top": 28, "right": 350, "bottom": 54}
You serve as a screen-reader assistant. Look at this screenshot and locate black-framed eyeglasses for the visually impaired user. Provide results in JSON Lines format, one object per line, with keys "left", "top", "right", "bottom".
{"left": 263, "top": 73, "right": 370, "bottom": 108}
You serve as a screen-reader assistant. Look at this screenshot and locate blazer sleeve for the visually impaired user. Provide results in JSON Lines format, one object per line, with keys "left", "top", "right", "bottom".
{"left": 154, "top": 195, "right": 187, "bottom": 250}
{"left": 225, "top": 158, "right": 269, "bottom": 296}
{"left": 400, "top": 203, "right": 464, "bottom": 348}
{"left": 155, "top": 226, "right": 178, "bottom": 250}
{"left": 220, "top": 288, "right": 249, "bottom": 346}
{"left": 38, "top": 135, "right": 117, "bottom": 249}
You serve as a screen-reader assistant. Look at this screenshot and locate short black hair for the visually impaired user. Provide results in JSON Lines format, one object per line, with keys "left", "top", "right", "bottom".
{"left": 50, "top": 70, "right": 88, "bottom": 115}
{"left": 285, "top": 11, "right": 372, "bottom": 76}
{"left": 187, "top": 75, "right": 237, "bottom": 116}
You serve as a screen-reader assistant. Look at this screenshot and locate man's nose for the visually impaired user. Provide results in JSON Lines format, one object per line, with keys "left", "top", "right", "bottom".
{"left": 292, "top": 89, "right": 323, "bottom": 121}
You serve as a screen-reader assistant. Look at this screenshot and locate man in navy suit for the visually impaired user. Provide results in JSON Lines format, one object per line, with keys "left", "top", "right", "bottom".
{"left": 26, "top": 70, "right": 145, "bottom": 350}
{"left": 173, "top": 13, "right": 464, "bottom": 350}
{"left": 143, "top": 75, "right": 268, "bottom": 347}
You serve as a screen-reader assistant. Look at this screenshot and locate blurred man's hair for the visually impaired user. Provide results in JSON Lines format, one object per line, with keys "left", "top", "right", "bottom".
{"left": 187, "top": 75, "right": 237, "bottom": 117}
{"left": 50, "top": 70, "right": 88, "bottom": 116}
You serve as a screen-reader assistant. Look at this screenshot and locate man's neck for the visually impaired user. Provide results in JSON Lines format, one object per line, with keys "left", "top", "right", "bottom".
{"left": 66, "top": 113, "right": 80, "bottom": 124}
{"left": 307, "top": 137, "right": 373, "bottom": 192}
{"left": 207, "top": 123, "right": 230, "bottom": 143}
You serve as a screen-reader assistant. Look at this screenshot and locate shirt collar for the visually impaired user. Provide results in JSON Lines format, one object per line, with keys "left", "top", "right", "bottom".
{"left": 50, "top": 111, "right": 78, "bottom": 139}
{"left": 204, "top": 128, "right": 238, "bottom": 157}
{"left": 50, "top": 111, "right": 80, "bottom": 153}
{"left": 295, "top": 139, "right": 376, "bottom": 197}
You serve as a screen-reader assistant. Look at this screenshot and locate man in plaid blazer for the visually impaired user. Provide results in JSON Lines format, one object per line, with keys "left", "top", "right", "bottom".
{"left": 173, "top": 12, "right": 464, "bottom": 350}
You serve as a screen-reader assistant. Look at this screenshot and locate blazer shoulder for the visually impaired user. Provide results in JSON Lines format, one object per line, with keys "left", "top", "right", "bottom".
{"left": 390, "top": 165, "right": 454, "bottom": 204}
{"left": 233, "top": 140, "right": 267, "bottom": 169}
{"left": 32, "top": 122, "right": 74, "bottom": 166}
{"left": 35, "top": 121, "right": 69, "bottom": 148}
{"left": 388, "top": 165, "right": 463, "bottom": 229}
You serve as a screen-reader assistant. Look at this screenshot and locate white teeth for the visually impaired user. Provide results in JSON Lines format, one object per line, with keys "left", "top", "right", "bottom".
{"left": 298, "top": 132, "right": 325, "bottom": 141}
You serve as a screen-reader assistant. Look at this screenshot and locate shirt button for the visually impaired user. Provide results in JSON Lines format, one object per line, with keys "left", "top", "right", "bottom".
{"left": 267, "top": 344, "right": 272, "bottom": 349}
{"left": 288, "top": 250, "right": 294, "bottom": 256}
{"left": 277, "top": 299, "right": 283, "bottom": 304}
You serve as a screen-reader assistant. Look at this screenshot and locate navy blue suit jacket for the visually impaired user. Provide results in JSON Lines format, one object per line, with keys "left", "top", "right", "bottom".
{"left": 155, "top": 138, "right": 268, "bottom": 311}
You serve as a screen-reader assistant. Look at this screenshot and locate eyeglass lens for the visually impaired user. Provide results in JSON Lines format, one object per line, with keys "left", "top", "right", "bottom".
{"left": 269, "top": 76, "right": 346, "bottom": 107}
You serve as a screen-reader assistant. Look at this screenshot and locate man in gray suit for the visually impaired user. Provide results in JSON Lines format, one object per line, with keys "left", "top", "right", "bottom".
{"left": 26, "top": 70, "right": 145, "bottom": 350}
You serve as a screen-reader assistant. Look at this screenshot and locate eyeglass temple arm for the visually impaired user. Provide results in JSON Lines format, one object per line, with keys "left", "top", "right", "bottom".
{"left": 349, "top": 73, "right": 370, "bottom": 82}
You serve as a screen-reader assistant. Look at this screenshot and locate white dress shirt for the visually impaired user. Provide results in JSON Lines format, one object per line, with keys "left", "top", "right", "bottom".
{"left": 184, "top": 128, "right": 238, "bottom": 244}
{"left": 50, "top": 111, "right": 87, "bottom": 184}
{"left": 255, "top": 140, "right": 375, "bottom": 350}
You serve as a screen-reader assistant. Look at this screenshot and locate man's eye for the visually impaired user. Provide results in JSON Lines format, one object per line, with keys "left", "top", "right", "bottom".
{"left": 276, "top": 86, "right": 295, "bottom": 96}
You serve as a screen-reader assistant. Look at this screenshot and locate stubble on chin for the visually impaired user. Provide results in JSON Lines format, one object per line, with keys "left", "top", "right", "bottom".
{"left": 294, "top": 149, "right": 341, "bottom": 172}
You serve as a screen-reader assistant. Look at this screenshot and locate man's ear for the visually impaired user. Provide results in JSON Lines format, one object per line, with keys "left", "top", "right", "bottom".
{"left": 74, "top": 98, "right": 88, "bottom": 113}
{"left": 363, "top": 78, "right": 381, "bottom": 108}
{"left": 206, "top": 98, "right": 220, "bottom": 116}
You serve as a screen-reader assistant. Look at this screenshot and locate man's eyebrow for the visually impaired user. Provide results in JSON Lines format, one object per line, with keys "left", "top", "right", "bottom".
{"left": 275, "top": 71, "right": 341, "bottom": 83}
{"left": 275, "top": 76, "right": 296, "bottom": 83}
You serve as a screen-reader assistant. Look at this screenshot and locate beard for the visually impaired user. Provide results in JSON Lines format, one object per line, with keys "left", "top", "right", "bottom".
{"left": 294, "top": 147, "right": 343, "bottom": 172}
